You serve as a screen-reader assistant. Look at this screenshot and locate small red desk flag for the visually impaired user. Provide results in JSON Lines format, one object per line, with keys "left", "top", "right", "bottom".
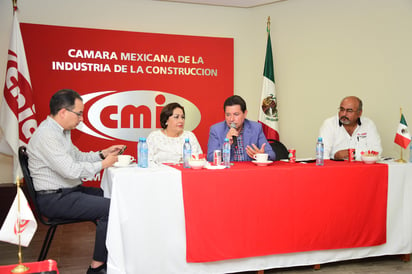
{"left": 0, "top": 186, "right": 37, "bottom": 247}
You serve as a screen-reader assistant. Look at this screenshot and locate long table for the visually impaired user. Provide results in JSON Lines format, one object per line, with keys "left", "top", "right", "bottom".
{"left": 101, "top": 161, "right": 412, "bottom": 274}
{"left": 179, "top": 161, "right": 388, "bottom": 262}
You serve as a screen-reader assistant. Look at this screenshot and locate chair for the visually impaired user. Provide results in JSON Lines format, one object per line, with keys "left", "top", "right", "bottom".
{"left": 18, "top": 146, "right": 95, "bottom": 261}
{"left": 267, "top": 139, "right": 289, "bottom": 161}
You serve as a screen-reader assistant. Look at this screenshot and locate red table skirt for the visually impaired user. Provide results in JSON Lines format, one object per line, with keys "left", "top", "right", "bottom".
{"left": 0, "top": 259, "right": 58, "bottom": 273}
{"left": 180, "top": 161, "right": 388, "bottom": 262}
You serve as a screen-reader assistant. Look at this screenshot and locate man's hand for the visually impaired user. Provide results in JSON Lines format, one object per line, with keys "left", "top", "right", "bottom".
{"left": 100, "top": 145, "right": 124, "bottom": 169}
{"left": 102, "top": 154, "right": 118, "bottom": 169}
{"left": 226, "top": 128, "right": 239, "bottom": 145}
{"left": 101, "top": 145, "right": 124, "bottom": 158}
{"left": 334, "top": 149, "right": 349, "bottom": 160}
{"left": 246, "top": 143, "right": 266, "bottom": 159}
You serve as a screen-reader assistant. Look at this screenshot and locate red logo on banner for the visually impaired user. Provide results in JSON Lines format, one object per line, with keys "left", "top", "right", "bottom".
{"left": 79, "top": 90, "right": 201, "bottom": 142}
{"left": 13, "top": 219, "right": 30, "bottom": 235}
{"left": 3, "top": 51, "right": 37, "bottom": 145}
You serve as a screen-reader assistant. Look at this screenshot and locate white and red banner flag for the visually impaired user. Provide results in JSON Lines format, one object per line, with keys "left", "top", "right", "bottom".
{"left": 258, "top": 22, "right": 279, "bottom": 141}
{"left": 0, "top": 186, "right": 37, "bottom": 247}
{"left": 394, "top": 113, "right": 411, "bottom": 149}
{"left": 0, "top": 14, "right": 37, "bottom": 180}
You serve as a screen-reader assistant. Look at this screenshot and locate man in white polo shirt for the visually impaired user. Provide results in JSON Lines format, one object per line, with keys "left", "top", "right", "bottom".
{"left": 319, "top": 96, "right": 382, "bottom": 160}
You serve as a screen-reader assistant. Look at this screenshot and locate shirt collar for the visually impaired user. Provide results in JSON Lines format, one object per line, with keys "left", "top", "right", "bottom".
{"left": 47, "top": 115, "right": 65, "bottom": 133}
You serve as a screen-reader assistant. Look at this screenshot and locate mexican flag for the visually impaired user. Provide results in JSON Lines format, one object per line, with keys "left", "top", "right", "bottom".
{"left": 258, "top": 22, "right": 279, "bottom": 141}
{"left": 394, "top": 113, "right": 411, "bottom": 149}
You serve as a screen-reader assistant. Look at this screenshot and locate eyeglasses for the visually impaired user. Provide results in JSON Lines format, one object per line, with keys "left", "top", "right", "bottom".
{"left": 338, "top": 107, "right": 357, "bottom": 114}
{"left": 65, "top": 108, "right": 83, "bottom": 117}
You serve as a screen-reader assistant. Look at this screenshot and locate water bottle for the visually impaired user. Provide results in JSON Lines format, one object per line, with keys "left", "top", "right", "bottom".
{"left": 137, "top": 137, "right": 142, "bottom": 167}
{"left": 223, "top": 138, "right": 231, "bottom": 168}
{"left": 409, "top": 142, "right": 412, "bottom": 163}
{"left": 183, "top": 138, "right": 192, "bottom": 168}
{"left": 316, "top": 137, "right": 324, "bottom": 166}
{"left": 140, "top": 138, "right": 148, "bottom": 168}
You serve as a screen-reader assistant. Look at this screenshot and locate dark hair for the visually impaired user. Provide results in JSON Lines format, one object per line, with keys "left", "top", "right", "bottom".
{"left": 49, "top": 89, "right": 82, "bottom": 116}
{"left": 160, "top": 102, "right": 185, "bottom": 129}
{"left": 223, "top": 95, "right": 247, "bottom": 113}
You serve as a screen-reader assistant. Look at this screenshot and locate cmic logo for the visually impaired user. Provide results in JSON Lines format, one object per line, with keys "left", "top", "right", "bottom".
{"left": 77, "top": 90, "right": 201, "bottom": 142}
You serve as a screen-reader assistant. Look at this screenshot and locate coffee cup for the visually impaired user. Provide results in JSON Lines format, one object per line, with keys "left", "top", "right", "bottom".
{"left": 117, "top": 155, "right": 134, "bottom": 165}
{"left": 253, "top": 153, "right": 268, "bottom": 162}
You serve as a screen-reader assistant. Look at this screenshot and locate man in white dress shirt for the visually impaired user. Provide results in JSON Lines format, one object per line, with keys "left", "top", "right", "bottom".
{"left": 28, "top": 89, "right": 123, "bottom": 274}
{"left": 319, "top": 96, "right": 382, "bottom": 160}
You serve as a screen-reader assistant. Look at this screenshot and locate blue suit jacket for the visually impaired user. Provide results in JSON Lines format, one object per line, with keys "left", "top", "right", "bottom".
{"left": 207, "top": 119, "right": 276, "bottom": 161}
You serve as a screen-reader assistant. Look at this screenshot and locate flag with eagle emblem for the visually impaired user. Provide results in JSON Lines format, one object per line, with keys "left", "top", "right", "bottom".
{"left": 394, "top": 113, "right": 411, "bottom": 149}
{"left": 258, "top": 22, "right": 279, "bottom": 141}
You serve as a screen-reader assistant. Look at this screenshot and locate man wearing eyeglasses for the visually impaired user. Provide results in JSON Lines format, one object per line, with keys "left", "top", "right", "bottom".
{"left": 319, "top": 96, "right": 382, "bottom": 160}
{"left": 28, "top": 89, "right": 124, "bottom": 274}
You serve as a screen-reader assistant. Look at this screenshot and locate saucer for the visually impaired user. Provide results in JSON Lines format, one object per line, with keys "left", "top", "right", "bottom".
{"left": 252, "top": 160, "right": 273, "bottom": 166}
{"left": 204, "top": 164, "right": 226, "bottom": 170}
{"left": 114, "top": 162, "right": 134, "bottom": 168}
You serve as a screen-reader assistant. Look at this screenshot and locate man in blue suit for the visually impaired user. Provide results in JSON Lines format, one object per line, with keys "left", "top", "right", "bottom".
{"left": 207, "top": 95, "right": 276, "bottom": 162}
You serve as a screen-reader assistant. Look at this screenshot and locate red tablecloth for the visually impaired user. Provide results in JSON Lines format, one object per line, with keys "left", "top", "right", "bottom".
{"left": 179, "top": 160, "right": 388, "bottom": 262}
{"left": 0, "top": 259, "right": 58, "bottom": 273}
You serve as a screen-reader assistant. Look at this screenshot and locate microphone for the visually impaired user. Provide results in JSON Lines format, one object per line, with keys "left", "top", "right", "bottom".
{"left": 230, "top": 123, "right": 238, "bottom": 148}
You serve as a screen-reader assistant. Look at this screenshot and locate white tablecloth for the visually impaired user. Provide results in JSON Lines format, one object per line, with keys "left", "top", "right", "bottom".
{"left": 101, "top": 162, "right": 412, "bottom": 274}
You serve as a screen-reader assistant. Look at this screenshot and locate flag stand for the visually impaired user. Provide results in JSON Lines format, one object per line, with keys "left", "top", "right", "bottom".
{"left": 396, "top": 148, "right": 407, "bottom": 163}
{"left": 11, "top": 177, "right": 30, "bottom": 273}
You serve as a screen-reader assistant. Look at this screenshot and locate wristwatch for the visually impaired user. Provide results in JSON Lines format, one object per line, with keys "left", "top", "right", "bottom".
{"left": 99, "top": 150, "right": 105, "bottom": 160}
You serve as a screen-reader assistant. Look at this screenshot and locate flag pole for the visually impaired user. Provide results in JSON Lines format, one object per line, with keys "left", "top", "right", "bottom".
{"left": 400, "top": 108, "right": 403, "bottom": 161}
{"left": 11, "top": 177, "right": 30, "bottom": 273}
{"left": 396, "top": 108, "right": 406, "bottom": 163}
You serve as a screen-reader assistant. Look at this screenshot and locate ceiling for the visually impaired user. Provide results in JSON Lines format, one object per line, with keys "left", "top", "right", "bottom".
{"left": 153, "top": 0, "right": 285, "bottom": 8}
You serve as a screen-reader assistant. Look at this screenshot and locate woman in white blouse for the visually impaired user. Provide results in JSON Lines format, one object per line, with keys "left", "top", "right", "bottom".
{"left": 146, "top": 102, "right": 203, "bottom": 164}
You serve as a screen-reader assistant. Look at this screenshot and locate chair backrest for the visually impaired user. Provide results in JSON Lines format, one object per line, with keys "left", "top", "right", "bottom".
{"left": 267, "top": 139, "right": 289, "bottom": 161}
{"left": 18, "top": 146, "right": 50, "bottom": 225}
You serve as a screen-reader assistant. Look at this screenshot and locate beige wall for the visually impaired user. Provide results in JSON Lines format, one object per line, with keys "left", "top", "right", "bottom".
{"left": 1, "top": 0, "right": 412, "bottom": 183}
